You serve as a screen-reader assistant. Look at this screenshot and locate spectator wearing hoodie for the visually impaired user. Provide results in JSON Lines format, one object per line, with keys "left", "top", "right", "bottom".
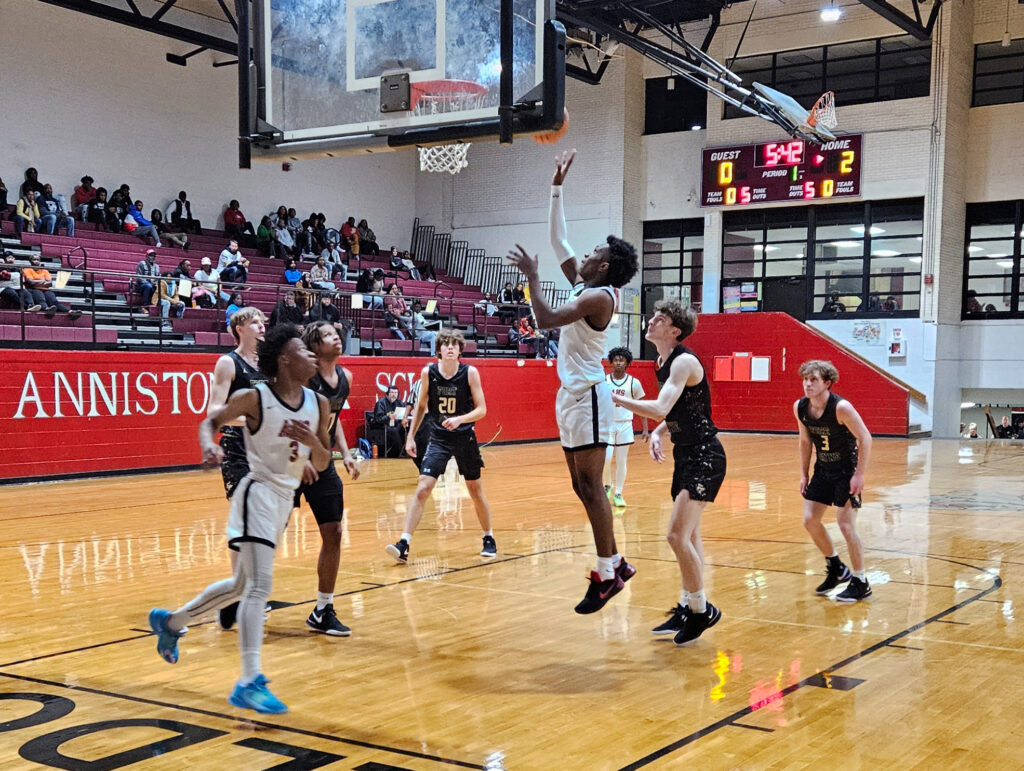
{"left": 128, "top": 200, "right": 162, "bottom": 247}
{"left": 72, "top": 176, "right": 97, "bottom": 221}
{"left": 37, "top": 184, "right": 75, "bottom": 237}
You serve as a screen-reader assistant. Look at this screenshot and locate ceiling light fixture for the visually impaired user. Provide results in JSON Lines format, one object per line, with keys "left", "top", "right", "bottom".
{"left": 1002, "top": 0, "right": 1013, "bottom": 47}
{"left": 821, "top": 2, "right": 842, "bottom": 22}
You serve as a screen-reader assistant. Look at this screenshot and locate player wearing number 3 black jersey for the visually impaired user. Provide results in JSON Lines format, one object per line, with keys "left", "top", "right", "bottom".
{"left": 795, "top": 360, "right": 873, "bottom": 602}
{"left": 385, "top": 329, "right": 496, "bottom": 564}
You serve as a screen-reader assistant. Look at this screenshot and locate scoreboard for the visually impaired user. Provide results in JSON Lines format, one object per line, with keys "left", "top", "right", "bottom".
{"left": 700, "top": 134, "right": 862, "bottom": 207}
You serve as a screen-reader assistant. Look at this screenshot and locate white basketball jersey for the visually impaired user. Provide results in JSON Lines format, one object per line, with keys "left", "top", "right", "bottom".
{"left": 244, "top": 382, "right": 320, "bottom": 497}
{"left": 607, "top": 374, "right": 644, "bottom": 422}
{"left": 557, "top": 284, "right": 617, "bottom": 393}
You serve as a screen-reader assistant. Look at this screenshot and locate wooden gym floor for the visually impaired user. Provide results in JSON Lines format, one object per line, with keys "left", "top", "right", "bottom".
{"left": 0, "top": 434, "right": 1022, "bottom": 770}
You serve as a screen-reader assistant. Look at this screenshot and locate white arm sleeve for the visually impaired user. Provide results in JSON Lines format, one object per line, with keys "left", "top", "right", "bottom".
{"left": 549, "top": 185, "right": 575, "bottom": 265}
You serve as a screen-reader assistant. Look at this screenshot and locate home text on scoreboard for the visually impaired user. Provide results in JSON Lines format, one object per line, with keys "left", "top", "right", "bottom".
{"left": 701, "top": 135, "right": 862, "bottom": 207}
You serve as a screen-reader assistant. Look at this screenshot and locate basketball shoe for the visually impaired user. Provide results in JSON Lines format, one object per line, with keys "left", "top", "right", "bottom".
{"left": 815, "top": 558, "right": 852, "bottom": 595}
{"left": 574, "top": 571, "right": 626, "bottom": 614}
{"left": 615, "top": 557, "right": 636, "bottom": 585}
{"left": 228, "top": 674, "right": 288, "bottom": 714}
{"left": 306, "top": 603, "right": 351, "bottom": 636}
{"left": 611, "top": 493, "right": 627, "bottom": 508}
{"left": 386, "top": 538, "right": 410, "bottom": 564}
{"left": 148, "top": 608, "right": 185, "bottom": 664}
{"left": 480, "top": 535, "right": 497, "bottom": 558}
{"left": 651, "top": 604, "right": 687, "bottom": 636}
{"left": 673, "top": 602, "right": 721, "bottom": 646}
{"left": 835, "top": 576, "right": 872, "bottom": 602}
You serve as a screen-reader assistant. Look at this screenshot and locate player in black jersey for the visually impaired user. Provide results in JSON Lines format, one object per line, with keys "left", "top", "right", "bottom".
{"left": 613, "top": 300, "right": 726, "bottom": 646}
{"left": 294, "top": 321, "right": 361, "bottom": 635}
{"left": 795, "top": 360, "right": 873, "bottom": 602}
{"left": 385, "top": 329, "right": 496, "bottom": 563}
{"left": 208, "top": 307, "right": 267, "bottom": 631}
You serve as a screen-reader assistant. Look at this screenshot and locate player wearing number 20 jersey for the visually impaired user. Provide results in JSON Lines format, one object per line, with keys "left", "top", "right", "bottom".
{"left": 420, "top": 360, "right": 483, "bottom": 480}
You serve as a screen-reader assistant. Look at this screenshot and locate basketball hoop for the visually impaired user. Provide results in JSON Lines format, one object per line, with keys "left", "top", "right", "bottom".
{"left": 807, "top": 91, "right": 837, "bottom": 131}
{"left": 412, "top": 79, "right": 487, "bottom": 174}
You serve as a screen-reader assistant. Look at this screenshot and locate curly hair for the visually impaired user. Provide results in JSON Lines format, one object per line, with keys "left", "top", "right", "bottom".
{"left": 652, "top": 299, "right": 698, "bottom": 341}
{"left": 798, "top": 360, "right": 839, "bottom": 386}
{"left": 604, "top": 235, "right": 639, "bottom": 288}
{"left": 434, "top": 327, "right": 465, "bottom": 356}
{"left": 258, "top": 323, "right": 302, "bottom": 379}
{"left": 607, "top": 346, "right": 633, "bottom": 366}
{"left": 301, "top": 320, "right": 336, "bottom": 353}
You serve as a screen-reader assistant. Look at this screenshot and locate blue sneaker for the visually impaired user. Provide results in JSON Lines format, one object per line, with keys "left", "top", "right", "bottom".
{"left": 148, "top": 608, "right": 184, "bottom": 664}
{"left": 228, "top": 674, "right": 288, "bottom": 714}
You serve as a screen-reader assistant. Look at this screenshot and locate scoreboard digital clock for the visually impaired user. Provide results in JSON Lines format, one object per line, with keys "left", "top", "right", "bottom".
{"left": 700, "top": 134, "right": 862, "bottom": 208}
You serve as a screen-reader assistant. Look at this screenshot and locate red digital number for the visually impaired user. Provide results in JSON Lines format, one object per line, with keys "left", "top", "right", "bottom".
{"left": 763, "top": 144, "right": 780, "bottom": 167}
{"left": 803, "top": 180, "right": 816, "bottom": 199}
{"left": 739, "top": 186, "right": 752, "bottom": 205}
{"left": 788, "top": 141, "right": 804, "bottom": 165}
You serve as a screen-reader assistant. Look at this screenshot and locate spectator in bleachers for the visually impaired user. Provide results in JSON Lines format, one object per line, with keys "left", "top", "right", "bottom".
{"left": 72, "top": 176, "right": 97, "bottom": 221}
{"left": 106, "top": 188, "right": 128, "bottom": 232}
{"left": 284, "top": 258, "right": 302, "bottom": 285}
{"left": 156, "top": 271, "right": 186, "bottom": 328}
{"left": 384, "top": 284, "right": 410, "bottom": 339}
{"left": 217, "top": 239, "right": 250, "bottom": 285}
{"left": 223, "top": 200, "right": 255, "bottom": 242}
{"left": 193, "top": 256, "right": 228, "bottom": 308}
{"left": 14, "top": 190, "right": 42, "bottom": 236}
{"left": 270, "top": 289, "right": 303, "bottom": 328}
{"left": 270, "top": 205, "right": 288, "bottom": 227}
{"left": 298, "top": 212, "right": 318, "bottom": 256}
{"left": 414, "top": 252, "right": 438, "bottom": 281}
{"left": 272, "top": 216, "right": 297, "bottom": 258}
{"left": 408, "top": 300, "right": 438, "bottom": 353}
{"left": 224, "top": 291, "right": 244, "bottom": 327}
{"left": 357, "top": 219, "right": 380, "bottom": 256}
{"left": 321, "top": 238, "right": 347, "bottom": 280}
{"left": 341, "top": 217, "right": 357, "bottom": 253}
{"left": 23, "top": 254, "right": 78, "bottom": 317}
{"left": 294, "top": 272, "right": 315, "bottom": 314}
{"left": 309, "top": 255, "right": 336, "bottom": 292}
{"left": 256, "top": 215, "right": 274, "bottom": 256}
{"left": 355, "top": 268, "right": 373, "bottom": 294}
{"left": 475, "top": 293, "right": 498, "bottom": 317}
{"left": 0, "top": 252, "right": 38, "bottom": 311}
{"left": 311, "top": 213, "right": 329, "bottom": 254}
{"left": 135, "top": 249, "right": 161, "bottom": 306}
{"left": 127, "top": 200, "right": 162, "bottom": 247}
{"left": 0, "top": 176, "right": 8, "bottom": 210}
{"left": 996, "top": 416, "right": 1016, "bottom": 439}
{"left": 87, "top": 188, "right": 110, "bottom": 231}
{"left": 19, "top": 167, "right": 45, "bottom": 199}
{"left": 388, "top": 246, "right": 421, "bottom": 280}
{"left": 308, "top": 293, "right": 341, "bottom": 326}
{"left": 286, "top": 207, "right": 302, "bottom": 238}
{"left": 166, "top": 190, "right": 202, "bottom": 234}
{"left": 151, "top": 209, "right": 190, "bottom": 250}
{"left": 37, "top": 185, "right": 75, "bottom": 237}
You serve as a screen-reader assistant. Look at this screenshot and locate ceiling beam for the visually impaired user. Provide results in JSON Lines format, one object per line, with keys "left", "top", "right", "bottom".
{"left": 856, "top": 0, "right": 942, "bottom": 40}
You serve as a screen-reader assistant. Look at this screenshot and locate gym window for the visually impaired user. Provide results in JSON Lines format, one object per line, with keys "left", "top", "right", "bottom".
{"left": 721, "top": 199, "right": 923, "bottom": 319}
{"left": 645, "top": 76, "right": 708, "bottom": 134}
{"left": 724, "top": 34, "right": 931, "bottom": 119}
{"left": 972, "top": 39, "right": 1024, "bottom": 107}
{"left": 963, "top": 201, "right": 1023, "bottom": 318}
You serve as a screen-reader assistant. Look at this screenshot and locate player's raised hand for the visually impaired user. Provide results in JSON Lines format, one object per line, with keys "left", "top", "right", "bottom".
{"left": 506, "top": 245, "right": 539, "bottom": 278}
{"left": 552, "top": 149, "right": 576, "bottom": 185}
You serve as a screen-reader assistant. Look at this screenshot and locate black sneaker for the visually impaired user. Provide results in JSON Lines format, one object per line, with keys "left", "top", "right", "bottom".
{"left": 673, "top": 602, "right": 722, "bottom": 646}
{"left": 306, "top": 603, "right": 351, "bottom": 636}
{"left": 615, "top": 558, "right": 636, "bottom": 585}
{"left": 218, "top": 601, "right": 239, "bottom": 631}
{"left": 652, "top": 604, "right": 688, "bottom": 636}
{"left": 815, "top": 560, "right": 852, "bottom": 595}
{"left": 574, "top": 571, "right": 625, "bottom": 615}
{"left": 480, "top": 535, "right": 497, "bottom": 558}
{"left": 835, "top": 576, "right": 872, "bottom": 602}
{"left": 386, "top": 538, "right": 409, "bottom": 564}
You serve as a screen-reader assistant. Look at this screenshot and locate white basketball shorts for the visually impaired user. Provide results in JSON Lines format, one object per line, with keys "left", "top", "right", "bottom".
{"left": 610, "top": 421, "right": 636, "bottom": 446}
{"left": 227, "top": 476, "right": 295, "bottom": 550}
{"left": 556, "top": 381, "right": 613, "bottom": 451}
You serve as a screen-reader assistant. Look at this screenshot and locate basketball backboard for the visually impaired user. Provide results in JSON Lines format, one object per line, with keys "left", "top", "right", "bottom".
{"left": 753, "top": 82, "right": 837, "bottom": 141}
{"left": 246, "top": 0, "right": 564, "bottom": 159}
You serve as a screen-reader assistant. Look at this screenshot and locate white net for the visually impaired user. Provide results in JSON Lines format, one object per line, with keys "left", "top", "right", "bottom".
{"left": 418, "top": 143, "right": 470, "bottom": 175}
{"left": 809, "top": 91, "right": 837, "bottom": 130}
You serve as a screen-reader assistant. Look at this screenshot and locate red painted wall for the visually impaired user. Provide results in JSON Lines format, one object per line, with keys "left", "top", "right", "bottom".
{"left": 684, "top": 313, "right": 909, "bottom": 436}
{"left": 0, "top": 351, "right": 570, "bottom": 481}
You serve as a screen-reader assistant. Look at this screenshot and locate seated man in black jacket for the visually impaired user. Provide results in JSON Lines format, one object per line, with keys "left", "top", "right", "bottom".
{"left": 372, "top": 385, "right": 409, "bottom": 457}
{"left": 270, "top": 289, "right": 304, "bottom": 328}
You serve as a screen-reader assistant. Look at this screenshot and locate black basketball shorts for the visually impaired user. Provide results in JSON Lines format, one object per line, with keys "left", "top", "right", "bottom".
{"left": 419, "top": 430, "right": 484, "bottom": 481}
{"left": 804, "top": 465, "right": 860, "bottom": 508}
{"left": 671, "top": 436, "right": 727, "bottom": 502}
{"left": 294, "top": 461, "right": 345, "bottom": 525}
{"left": 219, "top": 431, "right": 249, "bottom": 500}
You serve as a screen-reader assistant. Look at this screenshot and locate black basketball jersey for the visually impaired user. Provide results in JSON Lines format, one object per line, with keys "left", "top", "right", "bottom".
{"left": 308, "top": 364, "right": 349, "bottom": 438}
{"left": 655, "top": 344, "right": 718, "bottom": 446}
{"left": 798, "top": 392, "right": 857, "bottom": 470}
{"left": 427, "top": 362, "right": 475, "bottom": 435}
{"left": 222, "top": 350, "right": 268, "bottom": 441}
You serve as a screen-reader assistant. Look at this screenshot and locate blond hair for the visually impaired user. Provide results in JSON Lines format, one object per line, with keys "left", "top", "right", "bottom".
{"left": 798, "top": 360, "right": 839, "bottom": 386}
{"left": 228, "top": 306, "right": 266, "bottom": 342}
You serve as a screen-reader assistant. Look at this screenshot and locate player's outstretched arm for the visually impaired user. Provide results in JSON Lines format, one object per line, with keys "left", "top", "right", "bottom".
{"left": 200, "top": 388, "right": 259, "bottom": 465}
{"left": 405, "top": 367, "right": 431, "bottom": 456}
{"left": 837, "top": 400, "right": 872, "bottom": 494}
{"left": 794, "top": 400, "right": 813, "bottom": 493}
{"left": 613, "top": 354, "right": 694, "bottom": 421}
{"left": 505, "top": 244, "right": 614, "bottom": 330}
{"left": 550, "top": 150, "right": 581, "bottom": 285}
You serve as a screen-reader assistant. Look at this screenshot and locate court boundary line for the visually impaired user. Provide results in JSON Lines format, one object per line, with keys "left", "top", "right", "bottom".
{"left": 615, "top": 554, "right": 1002, "bottom": 770}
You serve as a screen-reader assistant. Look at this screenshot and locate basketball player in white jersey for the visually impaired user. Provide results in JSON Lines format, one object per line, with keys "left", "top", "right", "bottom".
{"left": 604, "top": 346, "right": 649, "bottom": 508}
{"left": 149, "top": 324, "right": 332, "bottom": 715}
{"left": 507, "top": 150, "right": 640, "bottom": 614}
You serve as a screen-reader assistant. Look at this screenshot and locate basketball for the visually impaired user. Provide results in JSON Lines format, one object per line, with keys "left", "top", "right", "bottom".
{"left": 532, "top": 108, "right": 570, "bottom": 145}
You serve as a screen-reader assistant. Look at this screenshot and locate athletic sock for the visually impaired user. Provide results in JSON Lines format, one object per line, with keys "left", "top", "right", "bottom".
{"left": 400, "top": 532, "right": 412, "bottom": 544}
{"left": 853, "top": 570, "right": 866, "bottom": 581}
{"left": 679, "top": 590, "right": 689, "bottom": 608}
{"left": 688, "top": 589, "right": 707, "bottom": 614}
{"left": 483, "top": 530, "right": 493, "bottom": 537}
{"left": 595, "top": 556, "right": 616, "bottom": 581}
{"left": 316, "top": 592, "right": 333, "bottom": 611}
